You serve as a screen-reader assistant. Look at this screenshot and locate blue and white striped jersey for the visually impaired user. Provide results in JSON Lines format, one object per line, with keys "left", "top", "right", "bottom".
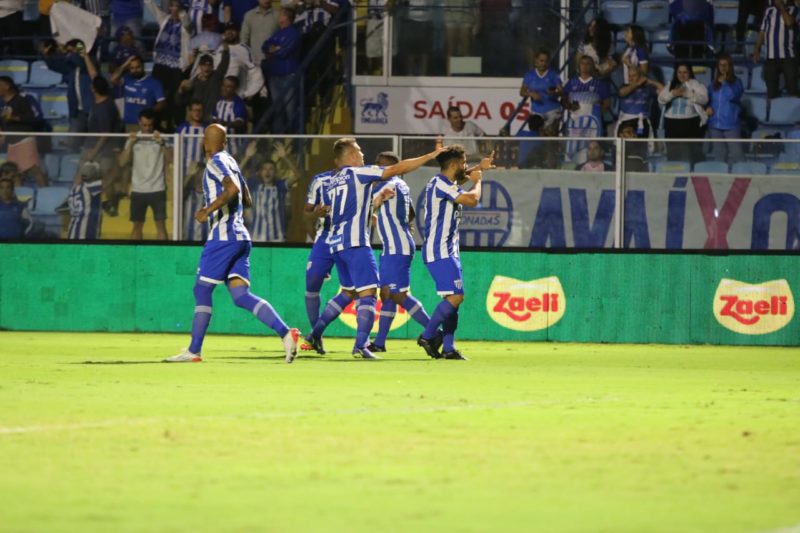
{"left": 422, "top": 174, "right": 464, "bottom": 263}
{"left": 184, "top": 188, "right": 208, "bottom": 241}
{"left": 760, "top": 3, "right": 800, "bottom": 59}
{"left": 305, "top": 170, "right": 334, "bottom": 243}
{"left": 250, "top": 179, "right": 288, "bottom": 242}
{"left": 212, "top": 97, "right": 247, "bottom": 154}
{"left": 373, "top": 176, "right": 414, "bottom": 256}
{"left": 176, "top": 122, "right": 206, "bottom": 179}
{"left": 203, "top": 150, "right": 250, "bottom": 242}
{"left": 324, "top": 165, "right": 384, "bottom": 252}
{"left": 67, "top": 179, "right": 103, "bottom": 240}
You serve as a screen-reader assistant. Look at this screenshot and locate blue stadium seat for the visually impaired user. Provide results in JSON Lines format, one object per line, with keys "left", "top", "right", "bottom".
{"left": 693, "top": 161, "right": 730, "bottom": 173}
{"left": 39, "top": 88, "right": 69, "bottom": 120}
{"left": 748, "top": 65, "right": 767, "bottom": 93}
{"left": 29, "top": 186, "right": 69, "bottom": 215}
{"left": 692, "top": 66, "right": 712, "bottom": 87}
{"left": 783, "top": 129, "right": 800, "bottom": 159}
{"left": 44, "top": 153, "right": 61, "bottom": 179}
{"left": 714, "top": 0, "right": 739, "bottom": 25}
{"left": 22, "top": 0, "right": 38, "bottom": 21}
{"left": 635, "top": 0, "right": 669, "bottom": 30}
{"left": 731, "top": 161, "right": 768, "bottom": 175}
{"left": 145, "top": 61, "right": 154, "bottom": 75}
{"left": 58, "top": 156, "right": 81, "bottom": 183}
{"left": 769, "top": 161, "right": 800, "bottom": 174}
{"left": 25, "top": 60, "right": 64, "bottom": 88}
{"left": 742, "top": 95, "right": 768, "bottom": 122}
{"left": 658, "top": 65, "right": 674, "bottom": 85}
{"left": 601, "top": 0, "right": 635, "bottom": 26}
{"left": 15, "top": 186, "right": 35, "bottom": 205}
{"left": 0, "top": 59, "right": 29, "bottom": 85}
{"left": 766, "top": 97, "right": 800, "bottom": 126}
{"left": 649, "top": 29, "right": 671, "bottom": 58}
{"left": 655, "top": 160, "right": 691, "bottom": 173}
{"left": 734, "top": 65, "right": 749, "bottom": 87}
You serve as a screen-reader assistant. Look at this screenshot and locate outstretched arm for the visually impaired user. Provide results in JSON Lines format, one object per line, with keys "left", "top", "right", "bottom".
{"left": 381, "top": 147, "right": 445, "bottom": 180}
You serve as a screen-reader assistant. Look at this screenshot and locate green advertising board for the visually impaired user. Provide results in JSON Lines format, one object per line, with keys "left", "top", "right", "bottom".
{"left": 0, "top": 244, "right": 796, "bottom": 345}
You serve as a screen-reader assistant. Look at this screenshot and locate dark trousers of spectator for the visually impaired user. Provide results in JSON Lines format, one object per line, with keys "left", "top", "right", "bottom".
{"left": 267, "top": 74, "right": 298, "bottom": 134}
{"left": 664, "top": 116, "right": 705, "bottom": 163}
{"left": 764, "top": 58, "right": 798, "bottom": 99}
{"left": 0, "top": 11, "right": 24, "bottom": 56}
{"left": 736, "top": 0, "right": 766, "bottom": 44}
{"left": 153, "top": 63, "right": 185, "bottom": 131}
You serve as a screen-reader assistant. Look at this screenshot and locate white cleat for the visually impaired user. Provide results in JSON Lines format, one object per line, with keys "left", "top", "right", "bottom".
{"left": 283, "top": 328, "right": 301, "bottom": 363}
{"left": 164, "top": 349, "right": 202, "bottom": 363}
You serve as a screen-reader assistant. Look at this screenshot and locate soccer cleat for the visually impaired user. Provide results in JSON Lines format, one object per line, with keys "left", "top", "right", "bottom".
{"left": 430, "top": 331, "right": 444, "bottom": 353}
{"left": 164, "top": 349, "right": 202, "bottom": 363}
{"left": 352, "top": 346, "right": 381, "bottom": 360}
{"left": 283, "top": 328, "right": 301, "bottom": 363}
{"left": 304, "top": 334, "right": 326, "bottom": 355}
{"left": 417, "top": 334, "right": 442, "bottom": 359}
{"left": 442, "top": 350, "right": 468, "bottom": 360}
{"left": 367, "top": 342, "right": 386, "bottom": 353}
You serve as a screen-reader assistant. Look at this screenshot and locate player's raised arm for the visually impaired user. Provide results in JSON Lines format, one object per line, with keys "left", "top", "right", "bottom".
{"left": 454, "top": 170, "right": 483, "bottom": 208}
{"left": 466, "top": 150, "right": 497, "bottom": 175}
{"left": 382, "top": 146, "right": 446, "bottom": 180}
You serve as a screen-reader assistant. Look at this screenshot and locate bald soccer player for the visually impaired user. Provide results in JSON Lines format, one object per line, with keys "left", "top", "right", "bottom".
{"left": 166, "top": 124, "right": 301, "bottom": 363}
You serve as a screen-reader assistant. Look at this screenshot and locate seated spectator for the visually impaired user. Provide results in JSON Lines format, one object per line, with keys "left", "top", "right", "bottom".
{"left": 0, "top": 174, "right": 32, "bottom": 240}
{"left": 562, "top": 55, "right": 611, "bottom": 136}
{"left": 262, "top": 7, "right": 301, "bottom": 134}
{"left": 520, "top": 49, "right": 563, "bottom": 128}
{"left": 111, "top": 55, "right": 167, "bottom": 130}
{"left": 443, "top": 105, "right": 486, "bottom": 160}
{"left": 576, "top": 16, "right": 617, "bottom": 77}
{"left": 616, "top": 66, "right": 663, "bottom": 137}
{"left": 706, "top": 54, "right": 744, "bottom": 163}
{"left": 84, "top": 75, "right": 124, "bottom": 216}
{"left": 241, "top": 0, "right": 277, "bottom": 65}
{"left": 578, "top": 140, "right": 613, "bottom": 171}
{"left": 182, "top": 161, "right": 207, "bottom": 241}
{"left": 618, "top": 120, "right": 649, "bottom": 171}
{"left": 752, "top": 0, "right": 799, "bottom": 99}
{"left": 67, "top": 162, "right": 104, "bottom": 240}
{"left": 191, "top": 14, "right": 223, "bottom": 53}
{"left": 669, "top": 0, "right": 715, "bottom": 60}
{"left": 658, "top": 62, "right": 708, "bottom": 163}
{"left": 179, "top": 48, "right": 230, "bottom": 121}
{"left": 41, "top": 39, "right": 97, "bottom": 137}
{"left": 621, "top": 25, "right": 649, "bottom": 84}
{"left": 212, "top": 76, "right": 248, "bottom": 154}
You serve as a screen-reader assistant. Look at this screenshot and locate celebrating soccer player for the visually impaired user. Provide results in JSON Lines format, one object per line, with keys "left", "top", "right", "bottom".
{"left": 165, "top": 124, "right": 301, "bottom": 364}
{"left": 417, "top": 146, "right": 495, "bottom": 360}
{"left": 304, "top": 138, "right": 445, "bottom": 359}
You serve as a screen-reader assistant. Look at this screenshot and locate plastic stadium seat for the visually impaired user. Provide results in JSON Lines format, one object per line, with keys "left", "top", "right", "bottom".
{"left": 692, "top": 66, "right": 712, "bottom": 87}
{"left": 769, "top": 161, "right": 800, "bottom": 174}
{"left": 15, "top": 186, "right": 35, "bottom": 205}
{"left": 650, "top": 29, "right": 671, "bottom": 58}
{"left": 0, "top": 59, "right": 29, "bottom": 85}
{"left": 766, "top": 97, "right": 800, "bottom": 125}
{"left": 58, "top": 156, "right": 81, "bottom": 183}
{"left": 601, "top": 1, "right": 634, "bottom": 26}
{"left": 635, "top": 0, "right": 669, "bottom": 30}
{"left": 29, "top": 186, "right": 69, "bottom": 215}
{"left": 655, "top": 160, "right": 691, "bottom": 173}
{"left": 734, "top": 65, "right": 749, "bottom": 87}
{"left": 748, "top": 65, "right": 767, "bottom": 93}
{"left": 742, "top": 95, "right": 768, "bottom": 122}
{"left": 731, "top": 161, "right": 768, "bottom": 175}
{"left": 784, "top": 129, "right": 800, "bottom": 159}
{"left": 714, "top": 0, "right": 739, "bottom": 26}
{"left": 145, "top": 61, "right": 154, "bottom": 75}
{"left": 44, "top": 153, "right": 61, "bottom": 179}
{"left": 25, "top": 60, "right": 63, "bottom": 88}
{"left": 40, "top": 89, "right": 69, "bottom": 120}
{"left": 693, "top": 161, "right": 730, "bottom": 173}
{"left": 23, "top": 0, "right": 38, "bottom": 21}
{"left": 658, "top": 65, "right": 674, "bottom": 85}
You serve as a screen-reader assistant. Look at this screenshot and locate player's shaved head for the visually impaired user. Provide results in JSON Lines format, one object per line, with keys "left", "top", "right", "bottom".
{"left": 204, "top": 123, "right": 227, "bottom": 157}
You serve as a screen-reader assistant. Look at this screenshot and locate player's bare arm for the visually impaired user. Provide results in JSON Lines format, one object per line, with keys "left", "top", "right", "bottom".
{"left": 304, "top": 203, "right": 331, "bottom": 221}
{"left": 466, "top": 150, "right": 497, "bottom": 175}
{"left": 455, "top": 170, "right": 483, "bottom": 208}
{"left": 240, "top": 176, "right": 252, "bottom": 208}
{"left": 382, "top": 147, "right": 447, "bottom": 180}
{"left": 195, "top": 176, "right": 239, "bottom": 223}
{"left": 371, "top": 186, "right": 396, "bottom": 209}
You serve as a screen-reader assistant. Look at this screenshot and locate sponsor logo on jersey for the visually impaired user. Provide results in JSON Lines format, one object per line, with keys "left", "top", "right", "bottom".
{"left": 486, "top": 275, "right": 566, "bottom": 331}
{"left": 713, "top": 278, "right": 794, "bottom": 335}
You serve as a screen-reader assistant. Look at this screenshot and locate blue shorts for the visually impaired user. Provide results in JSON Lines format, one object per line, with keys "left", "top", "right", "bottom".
{"left": 425, "top": 257, "right": 464, "bottom": 296}
{"left": 306, "top": 237, "right": 334, "bottom": 286}
{"left": 379, "top": 254, "right": 413, "bottom": 294}
{"left": 332, "top": 246, "right": 379, "bottom": 292}
{"left": 197, "top": 240, "right": 251, "bottom": 286}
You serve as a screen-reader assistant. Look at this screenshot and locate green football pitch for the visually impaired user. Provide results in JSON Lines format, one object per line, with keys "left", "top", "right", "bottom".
{"left": 1, "top": 331, "right": 798, "bottom": 533}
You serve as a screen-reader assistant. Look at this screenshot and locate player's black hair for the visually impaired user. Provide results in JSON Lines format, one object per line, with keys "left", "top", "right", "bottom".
{"left": 527, "top": 114, "right": 544, "bottom": 132}
{"left": 91, "top": 76, "right": 111, "bottom": 96}
{"left": 436, "top": 145, "right": 466, "bottom": 170}
{"left": 376, "top": 151, "right": 399, "bottom": 165}
{"left": 139, "top": 108, "right": 156, "bottom": 121}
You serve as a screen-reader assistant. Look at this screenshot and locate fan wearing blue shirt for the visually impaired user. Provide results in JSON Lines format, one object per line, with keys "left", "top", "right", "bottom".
{"left": 212, "top": 76, "right": 247, "bottom": 154}
{"left": 111, "top": 55, "right": 167, "bottom": 128}
{"left": 520, "top": 49, "right": 563, "bottom": 127}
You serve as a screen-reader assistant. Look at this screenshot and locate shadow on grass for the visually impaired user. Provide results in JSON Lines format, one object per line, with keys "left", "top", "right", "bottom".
{"left": 77, "top": 361, "right": 166, "bottom": 365}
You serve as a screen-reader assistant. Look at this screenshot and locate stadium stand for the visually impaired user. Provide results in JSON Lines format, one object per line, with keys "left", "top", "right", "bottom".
{"left": 0, "top": 59, "right": 29, "bottom": 85}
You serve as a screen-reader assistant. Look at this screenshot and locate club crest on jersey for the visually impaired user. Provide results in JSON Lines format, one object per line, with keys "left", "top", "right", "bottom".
{"left": 713, "top": 278, "right": 794, "bottom": 335}
{"left": 486, "top": 275, "right": 566, "bottom": 332}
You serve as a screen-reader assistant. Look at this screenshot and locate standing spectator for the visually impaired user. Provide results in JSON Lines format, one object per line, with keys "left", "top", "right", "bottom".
{"left": 0, "top": 0, "right": 23, "bottom": 56}
{"left": 621, "top": 24, "right": 649, "bottom": 84}
{"left": 397, "top": 0, "right": 434, "bottom": 75}
{"left": 753, "top": 0, "right": 800, "bottom": 99}
{"left": 262, "top": 7, "right": 301, "bottom": 134}
{"left": 576, "top": 16, "right": 617, "bottom": 77}
{"left": 616, "top": 66, "right": 663, "bottom": 137}
{"left": 111, "top": 55, "right": 167, "bottom": 130}
{"left": 737, "top": 0, "right": 767, "bottom": 52}
{"left": 241, "top": 0, "right": 277, "bottom": 65}
{"left": 0, "top": 77, "right": 49, "bottom": 188}
{"left": 443, "top": 105, "right": 486, "bottom": 160}
{"left": 578, "top": 141, "right": 612, "bottom": 171}
{"left": 364, "top": 0, "right": 393, "bottom": 75}
{"left": 182, "top": 162, "right": 207, "bottom": 241}
{"left": 562, "top": 55, "right": 612, "bottom": 136}
{"left": 175, "top": 99, "right": 208, "bottom": 179}
{"left": 178, "top": 48, "right": 229, "bottom": 120}
{"left": 213, "top": 21, "right": 262, "bottom": 99}
{"left": 443, "top": 0, "right": 478, "bottom": 57}
{"left": 223, "top": 0, "right": 257, "bottom": 28}
{"left": 191, "top": 13, "right": 223, "bottom": 53}
{"left": 669, "top": 0, "right": 715, "bottom": 59}
{"left": 658, "top": 62, "right": 709, "bottom": 162}
{"left": 84, "top": 76, "right": 124, "bottom": 216}
{"left": 0, "top": 174, "right": 32, "bottom": 240}
{"left": 41, "top": 39, "right": 97, "bottom": 136}
{"left": 478, "top": 0, "right": 513, "bottom": 76}
{"left": 520, "top": 49, "right": 563, "bottom": 128}
{"left": 706, "top": 54, "right": 745, "bottom": 163}
{"left": 111, "top": 26, "right": 142, "bottom": 69}
{"left": 67, "top": 161, "right": 104, "bottom": 240}
{"left": 119, "top": 108, "right": 170, "bottom": 240}
{"left": 110, "top": 0, "right": 144, "bottom": 38}
{"left": 212, "top": 76, "right": 247, "bottom": 154}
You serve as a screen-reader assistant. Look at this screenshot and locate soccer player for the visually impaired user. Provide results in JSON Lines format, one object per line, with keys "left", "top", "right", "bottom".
{"left": 304, "top": 138, "right": 444, "bottom": 359}
{"left": 367, "top": 151, "right": 435, "bottom": 353}
{"left": 165, "top": 124, "right": 300, "bottom": 363}
{"left": 417, "top": 145, "right": 494, "bottom": 360}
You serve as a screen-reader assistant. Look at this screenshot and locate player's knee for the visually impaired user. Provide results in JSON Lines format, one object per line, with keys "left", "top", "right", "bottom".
{"left": 448, "top": 294, "right": 464, "bottom": 307}
{"left": 193, "top": 280, "right": 215, "bottom": 302}
{"left": 379, "top": 286, "right": 391, "bottom": 301}
{"left": 391, "top": 292, "right": 406, "bottom": 305}
{"left": 306, "top": 275, "right": 325, "bottom": 293}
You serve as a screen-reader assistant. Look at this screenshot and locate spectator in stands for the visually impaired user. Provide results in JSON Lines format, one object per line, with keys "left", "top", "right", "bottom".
{"left": 618, "top": 120, "right": 649, "bottom": 171}
{"left": 0, "top": 0, "right": 23, "bottom": 56}
{"left": 262, "top": 7, "right": 301, "bottom": 134}
{"left": 514, "top": 114, "right": 543, "bottom": 168}
{"left": 111, "top": 26, "right": 142, "bottom": 69}
{"left": 212, "top": 76, "right": 247, "bottom": 154}
{"left": 84, "top": 76, "right": 124, "bottom": 216}
{"left": 443, "top": 0, "right": 478, "bottom": 57}
{"left": 0, "top": 161, "right": 22, "bottom": 187}
{"left": 617, "top": 66, "right": 663, "bottom": 137}
{"left": 561, "top": 55, "right": 611, "bottom": 136}
{"left": 119, "top": 108, "right": 169, "bottom": 240}
{"left": 621, "top": 25, "right": 649, "bottom": 84}
{"left": 41, "top": 39, "right": 97, "bottom": 136}
{"left": 182, "top": 161, "right": 207, "bottom": 241}
{"left": 111, "top": 55, "right": 167, "bottom": 130}
{"left": 191, "top": 13, "right": 223, "bottom": 53}
{"left": 479, "top": 0, "right": 514, "bottom": 76}
{"left": 178, "top": 48, "right": 229, "bottom": 121}
{"left": 737, "top": 0, "right": 767, "bottom": 53}
{"left": 67, "top": 161, "right": 103, "bottom": 240}
{"left": 364, "top": 0, "right": 392, "bottom": 75}
{"left": 668, "top": 0, "right": 715, "bottom": 59}
{"left": 175, "top": 99, "right": 207, "bottom": 180}
{"left": 576, "top": 16, "right": 617, "bottom": 77}
{"left": 144, "top": 0, "right": 192, "bottom": 130}
{"left": 753, "top": 0, "right": 799, "bottom": 99}
{"left": 214, "top": 21, "right": 261, "bottom": 99}
{"left": 520, "top": 49, "right": 563, "bottom": 128}
{"left": 110, "top": 0, "right": 144, "bottom": 38}
{"left": 188, "top": 0, "right": 218, "bottom": 36}
{"left": 0, "top": 174, "right": 32, "bottom": 240}
{"left": 658, "top": 62, "right": 708, "bottom": 162}
{"left": 397, "top": 0, "right": 434, "bottom": 75}
{"left": 443, "top": 105, "right": 486, "bottom": 160}
{"left": 224, "top": 0, "right": 257, "bottom": 28}
{"left": 0, "top": 77, "right": 49, "bottom": 188}
{"left": 578, "top": 140, "right": 612, "bottom": 171}
{"left": 241, "top": 0, "right": 277, "bottom": 65}
{"left": 706, "top": 54, "right": 745, "bottom": 162}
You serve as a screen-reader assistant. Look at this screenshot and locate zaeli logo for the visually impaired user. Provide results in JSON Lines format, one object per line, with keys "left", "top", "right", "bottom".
{"left": 713, "top": 278, "right": 794, "bottom": 335}
{"left": 486, "top": 275, "right": 566, "bottom": 332}
{"left": 338, "top": 297, "right": 410, "bottom": 332}
{"left": 359, "top": 91, "right": 389, "bottom": 125}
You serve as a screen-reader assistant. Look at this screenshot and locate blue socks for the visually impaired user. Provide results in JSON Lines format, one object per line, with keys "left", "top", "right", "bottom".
{"left": 229, "top": 285, "right": 290, "bottom": 338}
{"left": 401, "top": 295, "right": 430, "bottom": 327}
{"left": 189, "top": 280, "right": 215, "bottom": 354}
{"left": 373, "top": 299, "right": 396, "bottom": 346}
{"left": 355, "top": 295, "right": 377, "bottom": 349}
{"left": 305, "top": 274, "right": 326, "bottom": 329}
{"left": 311, "top": 291, "right": 352, "bottom": 339}
{"left": 442, "top": 309, "right": 459, "bottom": 352}
{"left": 422, "top": 299, "right": 458, "bottom": 340}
